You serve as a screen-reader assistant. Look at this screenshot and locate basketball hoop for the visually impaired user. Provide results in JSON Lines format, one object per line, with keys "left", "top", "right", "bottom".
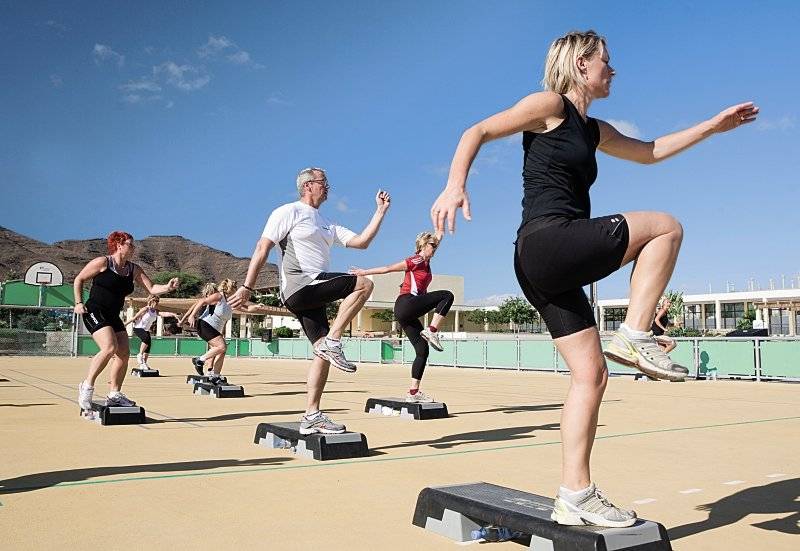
{"left": 24, "top": 262, "right": 64, "bottom": 286}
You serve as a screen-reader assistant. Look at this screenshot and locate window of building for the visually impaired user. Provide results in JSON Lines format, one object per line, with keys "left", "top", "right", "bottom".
{"left": 704, "top": 303, "right": 716, "bottom": 330}
{"left": 604, "top": 307, "right": 627, "bottom": 331}
{"left": 721, "top": 302, "right": 744, "bottom": 329}
{"left": 683, "top": 304, "right": 700, "bottom": 330}
{"left": 770, "top": 308, "right": 790, "bottom": 335}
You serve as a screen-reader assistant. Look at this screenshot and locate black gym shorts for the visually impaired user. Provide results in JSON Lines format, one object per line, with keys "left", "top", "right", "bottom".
{"left": 283, "top": 272, "right": 358, "bottom": 344}
{"left": 133, "top": 328, "right": 152, "bottom": 350}
{"left": 82, "top": 307, "right": 126, "bottom": 334}
{"left": 197, "top": 319, "right": 222, "bottom": 342}
{"left": 514, "top": 214, "right": 629, "bottom": 339}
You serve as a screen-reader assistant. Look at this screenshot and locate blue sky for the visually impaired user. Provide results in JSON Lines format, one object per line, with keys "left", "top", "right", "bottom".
{"left": 2, "top": 1, "right": 798, "bottom": 302}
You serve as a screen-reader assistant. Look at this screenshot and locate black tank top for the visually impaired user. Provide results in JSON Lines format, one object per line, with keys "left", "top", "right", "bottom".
{"left": 519, "top": 95, "right": 600, "bottom": 230}
{"left": 85, "top": 256, "right": 136, "bottom": 313}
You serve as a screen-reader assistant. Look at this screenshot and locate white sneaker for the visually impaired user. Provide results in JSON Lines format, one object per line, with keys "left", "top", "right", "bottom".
{"left": 106, "top": 391, "right": 136, "bottom": 407}
{"left": 136, "top": 353, "right": 143, "bottom": 365}
{"left": 551, "top": 484, "right": 637, "bottom": 528}
{"left": 405, "top": 390, "right": 435, "bottom": 403}
{"left": 141, "top": 362, "right": 151, "bottom": 370}
{"left": 421, "top": 329, "right": 444, "bottom": 352}
{"left": 78, "top": 381, "right": 94, "bottom": 410}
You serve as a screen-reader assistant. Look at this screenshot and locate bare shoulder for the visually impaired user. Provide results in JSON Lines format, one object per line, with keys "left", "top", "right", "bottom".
{"left": 516, "top": 91, "right": 563, "bottom": 113}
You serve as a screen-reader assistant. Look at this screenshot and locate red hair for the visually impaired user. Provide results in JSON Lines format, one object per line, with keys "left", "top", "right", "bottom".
{"left": 107, "top": 231, "right": 133, "bottom": 254}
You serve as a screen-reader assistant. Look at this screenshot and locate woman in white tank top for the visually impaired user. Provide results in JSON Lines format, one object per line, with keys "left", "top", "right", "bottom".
{"left": 126, "top": 295, "right": 180, "bottom": 369}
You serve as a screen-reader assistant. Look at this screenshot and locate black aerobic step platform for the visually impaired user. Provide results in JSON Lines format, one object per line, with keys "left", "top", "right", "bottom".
{"left": 254, "top": 422, "right": 369, "bottom": 461}
{"left": 131, "top": 367, "right": 159, "bottom": 377}
{"left": 193, "top": 382, "right": 244, "bottom": 398}
{"left": 412, "top": 482, "right": 671, "bottom": 550}
{"left": 186, "top": 374, "right": 228, "bottom": 385}
{"left": 365, "top": 397, "right": 449, "bottom": 420}
{"left": 80, "top": 400, "right": 146, "bottom": 426}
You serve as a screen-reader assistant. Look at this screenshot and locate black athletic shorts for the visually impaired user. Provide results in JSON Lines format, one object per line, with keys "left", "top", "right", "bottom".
{"left": 197, "top": 319, "right": 222, "bottom": 342}
{"left": 514, "top": 214, "right": 629, "bottom": 339}
{"left": 82, "top": 307, "right": 126, "bottom": 334}
{"left": 283, "top": 272, "right": 358, "bottom": 344}
{"left": 133, "top": 328, "right": 152, "bottom": 350}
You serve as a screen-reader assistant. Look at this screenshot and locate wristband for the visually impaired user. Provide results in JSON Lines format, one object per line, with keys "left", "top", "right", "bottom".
{"left": 243, "top": 285, "right": 254, "bottom": 292}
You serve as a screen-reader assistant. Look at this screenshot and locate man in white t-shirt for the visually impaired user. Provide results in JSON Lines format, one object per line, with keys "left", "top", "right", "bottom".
{"left": 230, "top": 167, "right": 390, "bottom": 435}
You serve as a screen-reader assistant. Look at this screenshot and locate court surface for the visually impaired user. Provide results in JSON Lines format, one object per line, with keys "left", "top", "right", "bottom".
{"left": 1, "top": 356, "right": 797, "bottom": 550}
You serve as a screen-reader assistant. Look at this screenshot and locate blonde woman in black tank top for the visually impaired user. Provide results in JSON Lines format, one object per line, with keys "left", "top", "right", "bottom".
{"left": 430, "top": 30, "right": 758, "bottom": 527}
{"left": 73, "top": 231, "right": 179, "bottom": 413}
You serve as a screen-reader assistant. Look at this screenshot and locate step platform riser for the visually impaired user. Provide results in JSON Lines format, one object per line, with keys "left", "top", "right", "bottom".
{"left": 413, "top": 482, "right": 671, "bottom": 550}
{"left": 186, "top": 375, "right": 228, "bottom": 385}
{"left": 253, "top": 422, "right": 369, "bottom": 461}
{"left": 80, "top": 402, "right": 146, "bottom": 426}
{"left": 364, "top": 398, "right": 448, "bottom": 420}
{"left": 131, "top": 369, "right": 159, "bottom": 378}
{"left": 192, "top": 382, "right": 244, "bottom": 398}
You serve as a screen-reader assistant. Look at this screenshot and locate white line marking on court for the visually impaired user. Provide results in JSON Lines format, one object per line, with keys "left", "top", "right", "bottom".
{"left": 679, "top": 488, "right": 702, "bottom": 494}
{"left": 633, "top": 498, "right": 657, "bottom": 505}
{"left": 722, "top": 480, "right": 745, "bottom": 485}
{"left": 766, "top": 473, "right": 786, "bottom": 478}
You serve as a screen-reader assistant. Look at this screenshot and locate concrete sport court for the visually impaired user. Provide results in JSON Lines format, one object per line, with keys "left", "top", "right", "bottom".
{"left": 0, "top": 356, "right": 798, "bottom": 550}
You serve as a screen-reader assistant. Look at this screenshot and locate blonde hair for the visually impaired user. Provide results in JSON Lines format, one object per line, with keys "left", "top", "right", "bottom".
{"left": 414, "top": 232, "right": 439, "bottom": 254}
{"left": 146, "top": 294, "right": 160, "bottom": 307}
{"left": 201, "top": 283, "right": 217, "bottom": 297}
{"left": 217, "top": 278, "right": 237, "bottom": 296}
{"left": 542, "top": 30, "right": 606, "bottom": 94}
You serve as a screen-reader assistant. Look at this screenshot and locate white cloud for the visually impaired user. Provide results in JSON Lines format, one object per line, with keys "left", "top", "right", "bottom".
{"left": 266, "top": 93, "right": 292, "bottom": 106}
{"left": 197, "top": 35, "right": 234, "bottom": 58}
{"left": 605, "top": 119, "right": 641, "bottom": 139}
{"left": 227, "top": 51, "right": 251, "bottom": 65}
{"left": 49, "top": 74, "right": 63, "bottom": 88}
{"left": 757, "top": 116, "right": 795, "bottom": 131}
{"left": 197, "top": 35, "right": 259, "bottom": 67}
{"left": 122, "top": 93, "right": 162, "bottom": 105}
{"left": 335, "top": 199, "right": 352, "bottom": 213}
{"left": 44, "top": 20, "right": 68, "bottom": 33}
{"left": 119, "top": 77, "right": 161, "bottom": 93}
{"left": 93, "top": 44, "right": 125, "bottom": 67}
{"left": 465, "top": 294, "right": 519, "bottom": 307}
{"left": 155, "top": 61, "right": 210, "bottom": 91}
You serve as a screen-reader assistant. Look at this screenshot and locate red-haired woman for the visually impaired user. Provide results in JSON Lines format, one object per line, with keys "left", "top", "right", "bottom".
{"left": 73, "top": 231, "right": 178, "bottom": 411}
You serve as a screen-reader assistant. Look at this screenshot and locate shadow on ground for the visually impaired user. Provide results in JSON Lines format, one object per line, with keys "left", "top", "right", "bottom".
{"left": 0, "top": 457, "right": 291, "bottom": 495}
{"left": 149, "top": 408, "right": 348, "bottom": 424}
{"left": 373, "top": 423, "right": 562, "bottom": 451}
{"left": 453, "top": 403, "right": 564, "bottom": 416}
{"left": 0, "top": 403, "right": 56, "bottom": 407}
{"left": 669, "top": 478, "right": 800, "bottom": 540}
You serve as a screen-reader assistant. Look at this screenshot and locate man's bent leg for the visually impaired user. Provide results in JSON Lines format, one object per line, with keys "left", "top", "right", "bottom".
{"left": 328, "top": 276, "right": 373, "bottom": 340}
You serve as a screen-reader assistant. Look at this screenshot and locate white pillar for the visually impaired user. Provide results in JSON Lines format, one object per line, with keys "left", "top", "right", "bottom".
{"left": 357, "top": 310, "right": 363, "bottom": 333}
{"left": 455, "top": 310, "right": 460, "bottom": 332}
{"left": 755, "top": 308, "right": 762, "bottom": 322}
{"left": 156, "top": 316, "right": 164, "bottom": 337}
{"left": 424, "top": 312, "right": 429, "bottom": 327}
{"left": 762, "top": 308, "right": 770, "bottom": 334}
{"left": 789, "top": 306, "right": 797, "bottom": 336}
{"left": 225, "top": 319, "right": 232, "bottom": 339}
{"left": 715, "top": 300, "right": 722, "bottom": 331}
{"left": 599, "top": 306, "right": 605, "bottom": 331}
{"left": 391, "top": 320, "right": 397, "bottom": 335}
{"left": 239, "top": 314, "right": 247, "bottom": 338}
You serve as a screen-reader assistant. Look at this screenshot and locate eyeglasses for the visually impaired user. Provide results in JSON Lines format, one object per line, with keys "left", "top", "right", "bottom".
{"left": 306, "top": 179, "right": 329, "bottom": 189}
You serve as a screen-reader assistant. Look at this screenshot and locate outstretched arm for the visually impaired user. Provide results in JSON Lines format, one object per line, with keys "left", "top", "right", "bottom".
{"left": 136, "top": 268, "right": 179, "bottom": 296}
{"left": 431, "top": 91, "right": 564, "bottom": 234}
{"left": 597, "top": 102, "right": 759, "bottom": 164}
{"left": 346, "top": 190, "right": 392, "bottom": 249}
{"left": 125, "top": 306, "right": 149, "bottom": 326}
{"left": 349, "top": 260, "right": 407, "bottom": 277}
{"left": 228, "top": 238, "right": 274, "bottom": 309}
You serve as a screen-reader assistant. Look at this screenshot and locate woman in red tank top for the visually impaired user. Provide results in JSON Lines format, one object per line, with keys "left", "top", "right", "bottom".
{"left": 351, "top": 232, "right": 454, "bottom": 403}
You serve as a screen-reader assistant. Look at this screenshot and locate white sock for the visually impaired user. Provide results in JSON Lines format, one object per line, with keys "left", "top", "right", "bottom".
{"left": 305, "top": 410, "right": 321, "bottom": 419}
{"left": 558, "top": 483, "right": 593, "bottom": 500}
{"left": 325, "top": 336, "right": 340, "bottom": 347}
{"left": 620, "top": 323, "right": 650, "bottom": 339}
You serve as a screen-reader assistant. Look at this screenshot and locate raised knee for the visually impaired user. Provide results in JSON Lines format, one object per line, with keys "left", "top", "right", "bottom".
{"left": 359, "top": 276, "right": 374, "bottom": 294}
{"left": 668, "top": 216, "right": 684, "bottom": 242}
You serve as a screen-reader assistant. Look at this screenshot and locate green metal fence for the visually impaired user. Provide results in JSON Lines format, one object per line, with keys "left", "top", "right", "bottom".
{"left": 28, "top": 334, "right": 800, "bottom": 381}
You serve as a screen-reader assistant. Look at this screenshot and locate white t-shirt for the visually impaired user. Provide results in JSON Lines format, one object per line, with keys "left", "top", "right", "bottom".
{"left": 134, "top": 308, "right": 158, "bottom": 331}
{"left": 262, "top": 201, "right": 356, "bottom": 300}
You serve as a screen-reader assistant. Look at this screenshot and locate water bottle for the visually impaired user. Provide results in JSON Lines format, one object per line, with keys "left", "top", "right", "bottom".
{"left": 470, "top": 526, "right": 523, "bottom": 542}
